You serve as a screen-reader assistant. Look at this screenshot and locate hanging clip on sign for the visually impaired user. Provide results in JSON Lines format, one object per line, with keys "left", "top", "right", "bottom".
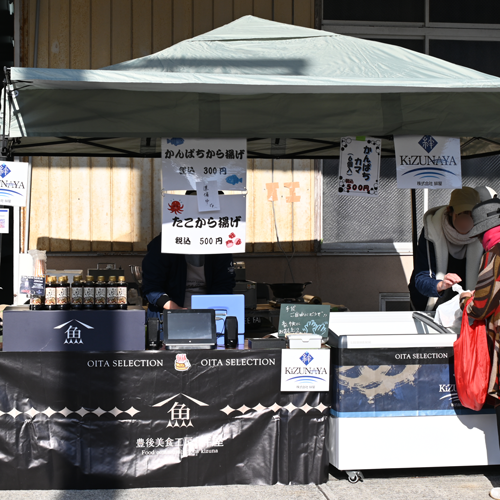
{"left": 395, "top": 136, "right": 462, "bottom": 189}
{"left": 161, "top": 138, "right": 247, "bottom": 191}
{"left": 338, "top": 137, "right": 381, "bottom": 197}
{"left": 0, "top": 161, "right": 29, "bottom": 207}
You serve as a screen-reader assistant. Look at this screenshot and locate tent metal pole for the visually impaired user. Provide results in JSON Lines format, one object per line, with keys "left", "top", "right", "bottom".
{"left": 411, "top": 189, "right": 418, "bottom": 267}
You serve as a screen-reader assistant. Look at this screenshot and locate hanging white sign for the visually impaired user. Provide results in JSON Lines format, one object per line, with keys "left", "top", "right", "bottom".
{"left": 395, "top": 135, "right": 462, "bottom": 189}
{"left": 0, "top": 161, "right": 29, "bottom": 207}
{"left": 281, "top": 349, "right": 330, "bottom": 392}
{"left": 161, "top": 138, "right": 247, "bottom": 191}
{"left": 338, "top": 137, "right": 381, "bottom": 197}
{"left": 162, "top": 194, "right": 246, "bottom": 255}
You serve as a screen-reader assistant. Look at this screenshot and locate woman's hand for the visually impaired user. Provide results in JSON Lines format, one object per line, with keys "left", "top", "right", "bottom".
{"left": 460, "top": 291, "right": 473, "bottom": 301}
{"left": 436, "top": 273, "right": 462, "bottom": 293}
{"left": 163, "top": 300, "right": 185, "bottom": 310}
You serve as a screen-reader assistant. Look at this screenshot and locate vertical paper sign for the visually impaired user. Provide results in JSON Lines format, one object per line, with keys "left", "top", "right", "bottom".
{"left": 0, "top": 208, "right": 9, "bottom": 233}
{"left": 196, "top": 180, "right": 221, "bottom": 212}
{"left": 338, "top": 137, "right": 381, "bottom": 197}
{"left": 0, "top": 161, "right": 29, "bottom": 207}
{"left": 162, "top": 194, "right": 246, "bottom": 255}
{"left": 161, "top": 138, "right": 247, "bottom": 191}
{"left": 278, "top": 304, "right": 330, "bottom": 339}
{"left": 395, "top": 136, "right": 462, "bottom": 189}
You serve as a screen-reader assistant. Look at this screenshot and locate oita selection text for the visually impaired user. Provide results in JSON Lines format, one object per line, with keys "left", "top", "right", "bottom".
{"left": 30, "top": 275, "right": 128, "bottom": 310}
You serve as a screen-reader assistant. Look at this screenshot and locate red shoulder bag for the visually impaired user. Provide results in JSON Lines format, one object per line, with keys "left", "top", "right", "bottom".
{"left": 453, "top": 298, "right": 490, "bottom": 411}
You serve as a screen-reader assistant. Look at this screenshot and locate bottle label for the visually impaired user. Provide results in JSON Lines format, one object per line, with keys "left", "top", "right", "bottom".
{"left": 71, "top": 287, "right": 83, "bottom": 305}
{"left": 56, "top": 287, "right": 69, "bottom": 305}
{"left": 117, "top": 286, "right": 127, "bottom": 305}
{"left": 107, "top": 286, "right": 118, "bottom": 305}
{"left": 30, "top": 295, "right": 42, "bottom": 306}
{"left": 95, "top": 286, "right": 106, "bottom": 305}
{"left": 45, "top": 288, "right": 56, "bottom": 306}
{"left": 83, "top": 287, "right": 95, "bottom": 305}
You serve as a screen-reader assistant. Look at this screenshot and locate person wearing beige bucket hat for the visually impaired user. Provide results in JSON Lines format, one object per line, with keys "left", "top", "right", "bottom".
{"left": 409, "top": 186, "right": 483, "bottom": 311}
{"left": 459, "top": 198, "right": 500, "bottom": 500}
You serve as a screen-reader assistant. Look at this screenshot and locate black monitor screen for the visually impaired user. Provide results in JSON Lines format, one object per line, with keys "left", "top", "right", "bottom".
{"left": 164, "top": 310, "right": 215, "bottom": 342}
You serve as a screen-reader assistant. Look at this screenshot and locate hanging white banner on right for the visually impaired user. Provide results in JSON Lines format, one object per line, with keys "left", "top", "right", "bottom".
{"left": 395, "top": 135, "right": 462, "bottom": 189}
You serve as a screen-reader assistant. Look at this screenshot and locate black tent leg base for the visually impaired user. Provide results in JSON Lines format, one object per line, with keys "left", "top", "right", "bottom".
{"left": 346, "top": 470, "right": 364, "bottom": 484}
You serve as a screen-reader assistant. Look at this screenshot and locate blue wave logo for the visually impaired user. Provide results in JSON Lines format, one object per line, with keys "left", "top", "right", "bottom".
{"left": 286, "top": 375, "right": 326, "bottom": 383}
{"left": 401, "top": 167, "right": 458, "bottom": 180}
{"left": 0, "top": 189, "right": 23, "bottom": 197}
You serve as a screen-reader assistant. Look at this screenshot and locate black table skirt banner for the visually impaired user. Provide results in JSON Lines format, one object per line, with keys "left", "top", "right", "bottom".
{"left": 0, "top": 350, "right": 330, "bottom": 489}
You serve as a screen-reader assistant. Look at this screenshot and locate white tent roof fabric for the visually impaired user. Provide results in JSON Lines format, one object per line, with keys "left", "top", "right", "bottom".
{"left": 4, "top": 16, "right": 500, "bottom": 158}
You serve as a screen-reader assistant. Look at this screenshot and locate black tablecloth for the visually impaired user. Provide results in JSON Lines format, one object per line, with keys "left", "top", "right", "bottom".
{"left": 0, "top": 350, "right": 329, "bottom": 488}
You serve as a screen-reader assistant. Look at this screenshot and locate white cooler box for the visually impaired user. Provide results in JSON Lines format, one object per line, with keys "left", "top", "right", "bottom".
{"left": 328, "top": 311, "right": 500, "bottom": 482}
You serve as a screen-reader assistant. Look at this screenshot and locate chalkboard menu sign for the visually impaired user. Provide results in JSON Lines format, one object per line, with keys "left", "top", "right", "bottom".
{"left": 278, "top": 304, "right": 330, "bottom": 339}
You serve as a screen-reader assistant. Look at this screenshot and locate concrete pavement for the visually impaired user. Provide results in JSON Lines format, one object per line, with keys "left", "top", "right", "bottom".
{"left": 1, "top": 466, "right": 499, "bottom": 499}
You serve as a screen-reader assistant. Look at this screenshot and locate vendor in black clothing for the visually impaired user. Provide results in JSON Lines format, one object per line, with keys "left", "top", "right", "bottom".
{"left": 408, "top": 187, "right": 482, "bottom": 311}
{"left": 142, "top": 233, "right": 236, "bottom": 321}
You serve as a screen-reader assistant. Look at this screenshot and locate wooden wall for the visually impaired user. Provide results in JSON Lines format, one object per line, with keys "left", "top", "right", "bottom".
{"left": 21, "top": 0, "right": 317, "bottom": 253}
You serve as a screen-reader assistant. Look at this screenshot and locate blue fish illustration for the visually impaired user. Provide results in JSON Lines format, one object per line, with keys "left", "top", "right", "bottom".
{"left": 167, "top": 138, "right": 184, "bottom": 146}
{"left": 226, "top": 175, "right": 243, "bottom": 185}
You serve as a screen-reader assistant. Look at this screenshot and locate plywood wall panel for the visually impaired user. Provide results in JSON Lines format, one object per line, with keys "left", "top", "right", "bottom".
{"left": 213, "top": 0, "right": 233, "bottom": 27}
{"left": 173, "top": 0, "right": 193, "bottom": 45}
{"left": 274, "top": 0, "right": 293, "bottom": 24}
{"left": 252, "top": 159, "right": 274, "bottom": 252}
{"left": 70, "top": 0, "right": 90, "bottom": 68}
{"left": 131, "top": 158, "right": 153, "bottom": 251}
{"left": 271, "top": 159, "right": 293, "bottom": 253}
{"left": 111, "top": 158, "right": 133, "bottom": 251}
{"left": 48, "top": 157, "right": 71, "bottom": 251}
{"left": 21, "top": 0, "right": 37, "bottom": 67}
{"left": 48, "top": 0, "right": 70, "bottom": 69}
{"left": 132, "top": 0, "right": 152, "bottom": 59}
{"left": 234, "top": 0, "right": 253, "bottom": 19}
{"left": 152, "top": 158, "right": 162, "bottom": 239}
{"left": 293, "top": 0, "right": 312, "bottom": 27}
{"left": 291, "top": 159, "right": 313, "bottom": 252}
{"left": 245, "top": 158, "right": 254, "bottom": 252}
{"left": 69, "top": 157, "right": 91, "bottom": 251}
{"left": 253, "top": 0, "right": 272, "bottom": 19}
{"left": 35, "top": 0, "right": 49, "bottom": 67}
{"left": 91, "top": 0, "right": 111, "bottom": 68}
{"left": 29, "top": 157, "right": 50, "bottom": 250}
{"left": 90, "top": 158, "right": 112, "bottom": 251}
{"left": 193, "top": 0, "right": 212, "bottom": 36}
{"left": 152, "top": 0, "right": 173, "bottom": 51}
{"left": 111, "top": 0, "right": 132, "bottom": 64}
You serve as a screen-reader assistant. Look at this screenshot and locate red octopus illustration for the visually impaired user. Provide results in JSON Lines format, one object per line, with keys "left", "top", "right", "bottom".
{"left": 167, "top": 200, "right": 184, "bottom": 215}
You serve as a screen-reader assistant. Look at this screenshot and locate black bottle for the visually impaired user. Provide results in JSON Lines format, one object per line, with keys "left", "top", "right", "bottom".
{"left": 83, "top": 275, "right": 95, "bottom": 309}
{"left": 117, "top": 276, "right": 128, "bottom": 310}
{"left": 106, "top": 276, "right": 119, "bottom": 310}
{"left": 45, "top": 276, "right": 57, "bottom": 310}
{"left": 71, "top": 275, "right": 83, "bottom": 310}
{"left": 94, "top": 276, "right": 107, "bottom": 310}
{"left": 56, "top": 276, "right": 70, "bottom": 310}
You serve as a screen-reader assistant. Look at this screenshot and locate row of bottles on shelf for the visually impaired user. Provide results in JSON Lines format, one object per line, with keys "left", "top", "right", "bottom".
{"left": 30, "top": 275, "right": 128, "bottom": 310}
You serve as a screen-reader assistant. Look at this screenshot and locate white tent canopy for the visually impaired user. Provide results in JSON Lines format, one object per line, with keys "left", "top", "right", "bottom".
{"left": 3, "top": 15, "right": 500, "bottom": 158}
